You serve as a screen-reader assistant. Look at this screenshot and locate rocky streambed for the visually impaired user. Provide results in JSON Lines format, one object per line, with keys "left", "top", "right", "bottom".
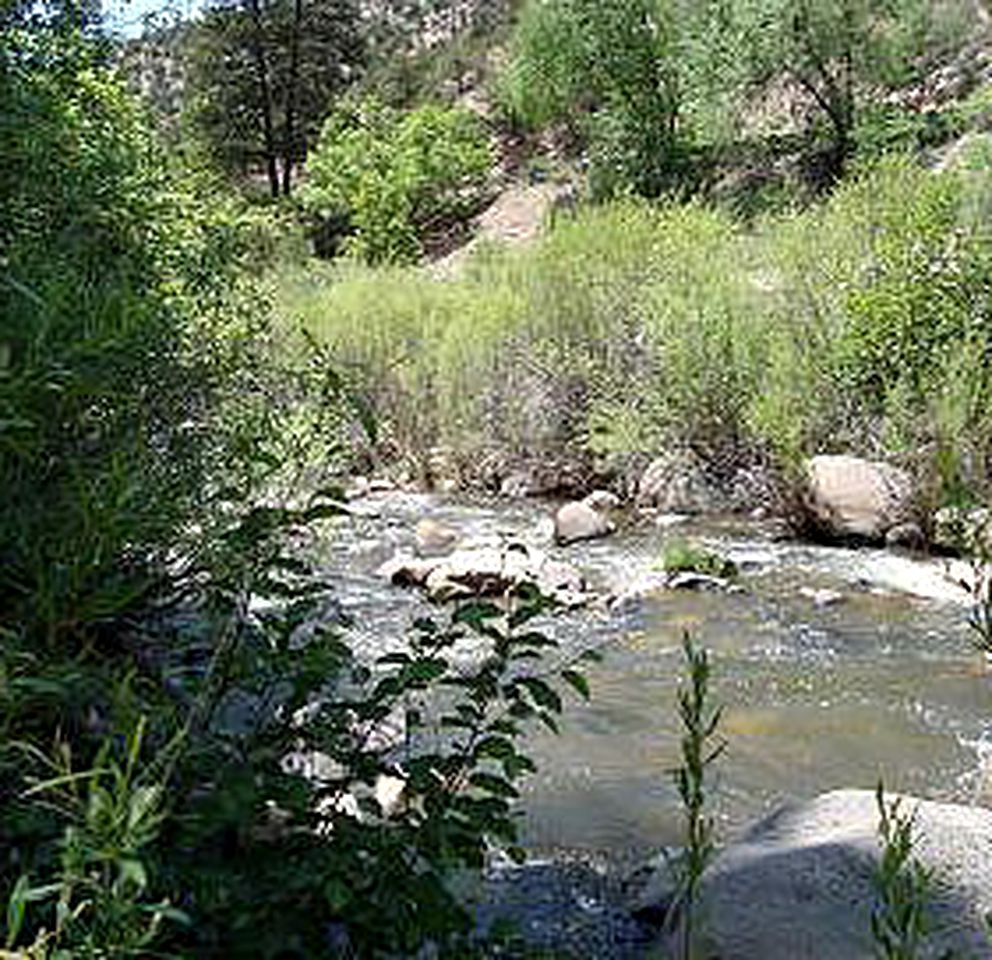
{"left": 315, "top": 485, "right": 992, "bottom": 957}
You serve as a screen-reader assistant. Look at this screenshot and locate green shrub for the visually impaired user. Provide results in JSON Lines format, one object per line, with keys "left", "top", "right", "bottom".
{"left": 0, "top": 26, "right": 292, "bottom": 643}
{"left": 284, "top": 156, "right": 992, "bottom": 504}
{"left": 299, "top": 97, "right": 494, "bottom": 263}
{"left": 753, "top": 157, "right": 992, "bottom": 495}
{"left": 0, "top": 19, "right": 597, "bottom": 960}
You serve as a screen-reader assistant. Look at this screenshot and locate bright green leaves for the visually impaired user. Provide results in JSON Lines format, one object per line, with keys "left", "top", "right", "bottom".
{"left": 300, "top": 97, "right": 494, "bottom": 263}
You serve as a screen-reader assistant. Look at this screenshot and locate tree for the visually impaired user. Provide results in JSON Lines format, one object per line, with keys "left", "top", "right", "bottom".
{"left": 502, "top": 0, "right": 743, "bottom": 198}
{"left": 187, "top": 0, "right": 364, "bottom": 196}
{"left": 738, "top": 0, "right": 962, "bottom": 180}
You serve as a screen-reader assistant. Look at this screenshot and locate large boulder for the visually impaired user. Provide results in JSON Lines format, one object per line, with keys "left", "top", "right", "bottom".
{"left": 636, "top": 450, "right": 729, "bottom": 514}
{"left": 631, "top": 789, "right": 992, "bottom": 960}
{"left": 805, "top": 455, "right": 914, "bottom": 541}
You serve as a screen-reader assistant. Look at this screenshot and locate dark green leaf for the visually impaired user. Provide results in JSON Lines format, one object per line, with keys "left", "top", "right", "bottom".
{"left": 561, "top": 669, "right": 590, "bottom": 700}
{"left": 469, "top": 772, "right": 519, "bottom": 799}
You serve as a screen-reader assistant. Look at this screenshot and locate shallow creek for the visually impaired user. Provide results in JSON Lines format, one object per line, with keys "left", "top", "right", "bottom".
{"left": 317, "top": 490, "right": 992, "bottom": 862}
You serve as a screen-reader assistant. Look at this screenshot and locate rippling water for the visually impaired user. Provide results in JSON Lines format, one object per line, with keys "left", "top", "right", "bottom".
{"left": 316, "top": 491, "right": 992, "bottom": 860}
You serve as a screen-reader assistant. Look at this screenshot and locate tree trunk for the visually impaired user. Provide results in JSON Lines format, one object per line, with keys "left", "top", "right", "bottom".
{"left": 281, "top": 0, "right": 303, "bottom": 195}
{"left": 247, "top": 0, "right": 280, "bottom": 199}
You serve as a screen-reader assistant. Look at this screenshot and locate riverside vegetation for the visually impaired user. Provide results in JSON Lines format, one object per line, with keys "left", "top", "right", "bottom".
{"left": 6, "top": 0, "right": 992, "bottom": 956}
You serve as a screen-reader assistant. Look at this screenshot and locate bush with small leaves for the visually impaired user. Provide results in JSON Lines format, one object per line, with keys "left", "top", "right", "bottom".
{"left": 300, "top": 97, "right": 494, "bottom": 263}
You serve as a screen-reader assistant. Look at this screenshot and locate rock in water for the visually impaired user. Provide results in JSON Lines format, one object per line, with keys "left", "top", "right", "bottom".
{"left": 415, "top": 517, "right": 460, "bottom": 557}
{"left": 583, "top": 488, "right": 621, "bottom": 511}
{"left": 636, "top": 449, "right": 729, "bottom": 514}
{"left": 378, "top": 545, "right": 589, "bottom": 607}
{"left": 805, "top": 455, "right": 914, "bottom": 541}
{"left": 554, "top": 500, "right": 614, "bottom": 545}
{"left": 632, "top": 789, "right": 992, "bottom": 960}
{"left": 884, "top": 521, "right": 925, "bottom": 550}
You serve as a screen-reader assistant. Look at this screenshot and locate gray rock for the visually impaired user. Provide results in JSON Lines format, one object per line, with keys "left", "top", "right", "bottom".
{"left": 379, "top": 545, "right": 588, "bottom": 607}
{"left": 798, "top": 586, "right": 845, "bottom": 607}
{"left": 368, "top": 476, "right": 398, "bottom": 493}
{"left": 805, "top": 455, "right": 914, "bottom": 540}
{"left": 636, "top": 450, "right": 728, "bottom": 514}
{"left": 424, "top": 547, "right": 507, "bottom": 602}
{"left": 666, "top": 571, "right": 740, "bottom": 593}
{"left": 885, "top": 521, "right": 925, "bottom": 550}
{"left": 376, "top": 553, "right": 437, "bottom": 587}
{"left": 555, "top": 500, "right": 614, "bottom": 545}
{"left": 584, "top": 489, "right": 622, "bottom": 511}
{"left": 634, "top": 789, "right": 992, "bottom": 960}
{"left": 499, "top": 469, "right": 544, "bottom": 499}
{"left": 345, "top": 475, "right": 371, "bottom": 500}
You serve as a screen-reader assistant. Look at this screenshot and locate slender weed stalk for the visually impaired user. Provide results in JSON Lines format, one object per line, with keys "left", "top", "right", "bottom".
{"left": 670, "top": 632, "right": 725, "bottom": 960}
{"left": 871, "top": 781, "right": 934, "bottom": 960}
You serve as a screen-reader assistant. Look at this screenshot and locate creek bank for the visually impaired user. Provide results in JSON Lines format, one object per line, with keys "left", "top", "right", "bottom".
{"left": 627, "top": 789, "right": 992, "bottom": 960}
{"left": 349, "top": 449, "right": 977, "bottom": 559}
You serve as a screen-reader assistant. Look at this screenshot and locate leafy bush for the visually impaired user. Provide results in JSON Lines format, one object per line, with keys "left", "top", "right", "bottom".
{"left": 0, "top": 24, "right": 297, "bottom": 643}
{"left": 2, "top": 505, "right": 594, "bottom": 956}
{"left": 300, "top": 97, "right": 493, "bottom": 263}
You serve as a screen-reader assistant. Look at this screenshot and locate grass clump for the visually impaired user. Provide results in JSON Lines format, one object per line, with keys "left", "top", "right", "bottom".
{"left": 661, "top": 541, "right": 738, "bottom": 580}
{"left": 669, "top": 633, "right": 725, "bottom": 960}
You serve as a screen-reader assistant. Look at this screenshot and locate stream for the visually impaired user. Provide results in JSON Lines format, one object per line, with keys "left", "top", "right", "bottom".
{"left": 316, "top": 490, "right": 992, "bottom": 865}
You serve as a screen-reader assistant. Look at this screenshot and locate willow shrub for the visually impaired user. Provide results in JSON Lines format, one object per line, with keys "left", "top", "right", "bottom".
{"left": 284, "top": 156, "right": 992, "bottom": 502}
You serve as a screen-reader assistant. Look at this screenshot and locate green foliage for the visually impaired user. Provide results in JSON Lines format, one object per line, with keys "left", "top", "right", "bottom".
{"left": 4, "top": 17, "right": 570, "bottom": 960}
{"left": 284, "top": 155, "right": 992, "bottom": 502}
{"left": 156, "top": 544, "right": 591, "bottom": 957}
{"left": 737, "top": 0, "right": 964, "bottom": 179}
{"left": 669, "top": 633, "right": 724, "bottom": 960}
{"left": 661, "top": 542, "right": 737, "bottom": 579}
{"left": 871, "top": 782, "right": 934, "bottom": 960}
{"left": 4, "top": 720, "right": 185, "bottom": 958}
{"left": 0, "top": 24, "right": 294, "bottom": 642}
{"left": 853, "top": 104, "right": 963, "bottom": 163}
{"left": 2, "top": 471, "right": 592, "bottom": 956}
{"left": 500, "top": 0, "right": 698, "bottom": 198}
{"left": 300, "top": 97, "right": 494, "bottom": 262}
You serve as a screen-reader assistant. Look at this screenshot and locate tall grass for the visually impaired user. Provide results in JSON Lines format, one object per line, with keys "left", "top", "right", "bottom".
{"left": 277, "top": 155, "right": 992, "bottom": 502}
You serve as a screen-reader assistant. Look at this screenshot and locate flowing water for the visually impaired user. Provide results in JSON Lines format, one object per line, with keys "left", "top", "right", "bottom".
{"left": 318, "top": 490, "right": 992, "bottom": 862}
